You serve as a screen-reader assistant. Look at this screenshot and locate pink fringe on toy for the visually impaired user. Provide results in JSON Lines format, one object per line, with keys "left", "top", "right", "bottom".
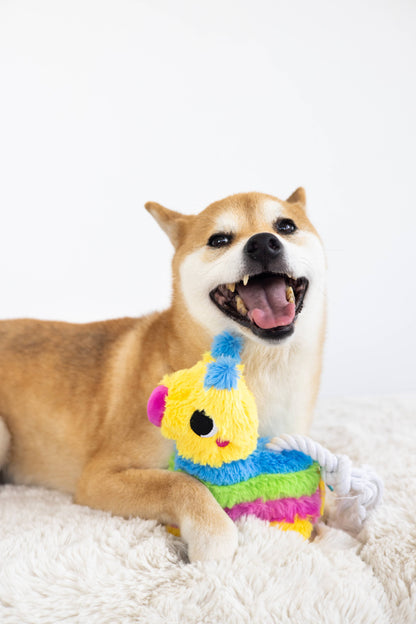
{"left": 147, "top": 385, "right": 169, "bottom": 427}
{"left": 224, "top": 488, "right": 322, "bottom": 523}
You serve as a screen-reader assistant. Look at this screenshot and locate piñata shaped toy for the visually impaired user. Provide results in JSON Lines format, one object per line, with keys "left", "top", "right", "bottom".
{"left": 147, "top": 332, "right": 325, "bottom": 539}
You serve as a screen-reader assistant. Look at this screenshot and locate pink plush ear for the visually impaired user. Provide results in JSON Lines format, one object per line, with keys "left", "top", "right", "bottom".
{"left": 147, "top": 385, "right": 169, "bottom": 427}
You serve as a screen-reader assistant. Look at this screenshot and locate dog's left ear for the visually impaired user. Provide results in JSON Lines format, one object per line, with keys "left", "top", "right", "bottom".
{"left": 286, "top": 187, "right": 306, "bottom": 210}
{"left": 145, "top": 202, "right": 191, "bottom": 248}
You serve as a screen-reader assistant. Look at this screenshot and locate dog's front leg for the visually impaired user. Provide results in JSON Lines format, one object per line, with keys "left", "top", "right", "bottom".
{"left": 75, "top": 453, "right": 238, "bottom": 563}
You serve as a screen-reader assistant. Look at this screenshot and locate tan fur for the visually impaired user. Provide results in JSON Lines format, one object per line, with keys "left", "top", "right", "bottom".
{"left": 0, "top": 190, "right": 325, "bottom": 562}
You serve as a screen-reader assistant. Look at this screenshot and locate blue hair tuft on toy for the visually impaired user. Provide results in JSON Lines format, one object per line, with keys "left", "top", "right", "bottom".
{"left": 204, "top": 356, "right": 241, "bottom": 390}
{"left": 210, "top": 331, "right": 243, "bottom": 362}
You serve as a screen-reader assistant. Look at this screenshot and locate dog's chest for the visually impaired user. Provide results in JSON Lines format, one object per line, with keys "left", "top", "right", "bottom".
{"left": 243, "top": 345, "right": 314, "bottom": 437}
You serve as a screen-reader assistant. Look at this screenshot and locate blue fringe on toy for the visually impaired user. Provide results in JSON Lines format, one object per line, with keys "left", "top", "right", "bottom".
{"left": 173, "top": 438, "right": 313, "bottom": 486}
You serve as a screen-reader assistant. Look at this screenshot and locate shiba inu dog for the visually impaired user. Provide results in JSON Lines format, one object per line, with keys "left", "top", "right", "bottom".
{"left": 0, "top": 189, "right": 326, "bottom": 562}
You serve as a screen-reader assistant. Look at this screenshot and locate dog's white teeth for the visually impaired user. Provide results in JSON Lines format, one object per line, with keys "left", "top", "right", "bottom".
{"left": 286, "top": 286, "right": 295, "bottom": 304}
{"left": 226, "top": 283, "right": 236, "bottom": 293}
{"left": 236, "top": 295, "right": 248, "bottom": 315}
{"left": 243, "top": 274, "right": 249, "bottom": 286}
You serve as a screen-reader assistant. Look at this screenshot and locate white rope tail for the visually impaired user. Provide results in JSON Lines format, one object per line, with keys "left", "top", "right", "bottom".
{"left": 267, "top": 434, "right": 383, "bottom": 533}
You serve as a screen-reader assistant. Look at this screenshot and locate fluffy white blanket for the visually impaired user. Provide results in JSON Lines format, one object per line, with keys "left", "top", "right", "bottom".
{"left": 1, "top": 395, "right": 415, "bottom": 624}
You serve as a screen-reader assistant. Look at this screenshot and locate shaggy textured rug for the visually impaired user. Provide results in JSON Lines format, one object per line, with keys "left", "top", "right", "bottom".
{"left": 1, "top": 395, "right": 415, "bottom": 624}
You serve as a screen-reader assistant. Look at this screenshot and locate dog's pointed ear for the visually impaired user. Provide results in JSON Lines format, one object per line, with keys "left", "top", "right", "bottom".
{"left": 145, "top": 202, "right": 189, "bottom": 247}
{"left": 286, "top": 187, "right": 306, "bottom": 209}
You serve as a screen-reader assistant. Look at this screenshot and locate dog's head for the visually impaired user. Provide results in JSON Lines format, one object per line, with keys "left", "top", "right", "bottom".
{"left": 145, "top": 190, "right": 326, "bottom": 346}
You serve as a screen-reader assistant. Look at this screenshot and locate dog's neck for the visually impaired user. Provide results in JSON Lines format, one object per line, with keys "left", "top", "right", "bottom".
{"left": 162, "top": 303, "right": 211, "bottom": 371}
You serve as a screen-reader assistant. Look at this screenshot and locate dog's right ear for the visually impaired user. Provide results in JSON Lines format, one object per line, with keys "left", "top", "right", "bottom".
{"left": 145, "top": 202, "right": 190, "bottom": 248}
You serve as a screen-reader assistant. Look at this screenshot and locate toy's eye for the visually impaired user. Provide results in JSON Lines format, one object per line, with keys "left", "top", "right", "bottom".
{"left": 207, "top": 233, "right": 233, "bottom": 248}
{"left": 190, "top": 410, "right": 218, "bottom": 438}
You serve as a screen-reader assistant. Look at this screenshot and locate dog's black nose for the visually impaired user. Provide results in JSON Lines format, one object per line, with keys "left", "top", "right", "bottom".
{"left": 244, "top": 233, "right": 282, "bottom": 266}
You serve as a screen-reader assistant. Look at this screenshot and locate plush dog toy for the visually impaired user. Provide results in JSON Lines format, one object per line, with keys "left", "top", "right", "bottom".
{"left": 148, "top": 332, "right": 383, "bottom": 538}
{"left": 147, "top": 332, "right": 325, "bottom": 538}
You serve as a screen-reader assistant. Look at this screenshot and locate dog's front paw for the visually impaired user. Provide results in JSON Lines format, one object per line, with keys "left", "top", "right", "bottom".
{"left": 181, "top": 512, "right": 238, "bottom": 563}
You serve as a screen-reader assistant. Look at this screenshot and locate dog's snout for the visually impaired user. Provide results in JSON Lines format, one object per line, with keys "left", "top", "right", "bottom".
{"left": 244, "top": 233, "right": 282, "bottom": 266}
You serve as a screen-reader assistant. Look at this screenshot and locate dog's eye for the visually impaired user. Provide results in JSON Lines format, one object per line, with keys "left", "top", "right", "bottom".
{"left": 275, "top": 218, "right": 297, "bottom": 235}
{"left": 207, "top": 233, "right": 233, "bottom": 248}
{"left": 190, "top": 410, "right": 218, "bottom": 438}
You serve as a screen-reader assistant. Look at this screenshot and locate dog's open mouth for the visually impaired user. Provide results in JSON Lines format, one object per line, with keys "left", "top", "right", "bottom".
{"left": 210, "top": 273, "right": 309, "bottom": 340}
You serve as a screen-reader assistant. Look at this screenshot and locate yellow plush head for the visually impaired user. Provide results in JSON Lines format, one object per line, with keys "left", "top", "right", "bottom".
{"left": 147, "top": 333, "right": 258, "bottom": 467}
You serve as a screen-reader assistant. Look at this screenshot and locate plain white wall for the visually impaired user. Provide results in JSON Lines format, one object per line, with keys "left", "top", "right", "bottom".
{"left": 0, "top": 0, "right": 415, "bottom": 397}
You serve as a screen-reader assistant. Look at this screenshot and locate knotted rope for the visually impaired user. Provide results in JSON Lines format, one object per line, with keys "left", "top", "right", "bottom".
{"left": 267, "top": 434, "right": 383, "bottom": 533}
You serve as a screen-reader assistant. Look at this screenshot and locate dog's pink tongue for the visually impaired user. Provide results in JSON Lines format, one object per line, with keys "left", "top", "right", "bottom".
{"left": 237, "top": 276, "right": 295, "bottom": 330}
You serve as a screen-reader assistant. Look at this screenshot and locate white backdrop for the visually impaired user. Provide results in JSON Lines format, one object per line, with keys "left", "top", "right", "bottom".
{"left": 0, "top": 0, "right": 415, "bottom": 397}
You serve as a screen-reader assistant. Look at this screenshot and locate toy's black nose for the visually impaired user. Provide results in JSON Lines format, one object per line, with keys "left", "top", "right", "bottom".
{"left": 244, "top": 233, "right": 282, "bottom": 266}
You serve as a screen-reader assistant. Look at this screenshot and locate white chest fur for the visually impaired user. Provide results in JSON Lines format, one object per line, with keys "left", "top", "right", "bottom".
{"left": 242, "top": 336, "right": 320, "bottom": 437}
